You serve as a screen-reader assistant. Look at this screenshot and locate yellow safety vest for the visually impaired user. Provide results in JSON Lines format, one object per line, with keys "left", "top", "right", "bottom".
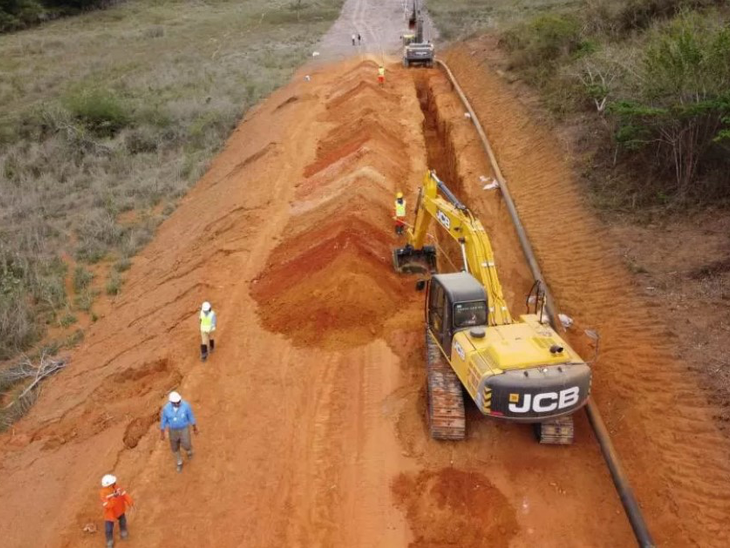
{"left": 200, "top": 310, "right": 213, "bottom": 333}
{"left": 378, "top": 67, "right": 385, "bottom": 77}
{"left": 395, "top": 199, "right": 406, "bottom": 217}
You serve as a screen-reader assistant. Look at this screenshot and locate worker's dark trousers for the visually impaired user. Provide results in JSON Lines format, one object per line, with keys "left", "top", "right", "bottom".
{"left": 105, "top": 514, "right": 127, "bottom": 542}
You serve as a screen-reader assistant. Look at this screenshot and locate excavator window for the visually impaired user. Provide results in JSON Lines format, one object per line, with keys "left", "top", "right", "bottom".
{"left": 453, "top": 301, "right": 488, "bottom": 328}
{"left": 428, "top": 281, "right": 445, "bottom": 336}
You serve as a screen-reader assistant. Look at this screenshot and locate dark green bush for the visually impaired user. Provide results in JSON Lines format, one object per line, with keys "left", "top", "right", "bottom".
{"left": 63, "top": 88, "right": 130, "bottom": 137}
{"left": 617, "top": 0, "right": 723, "bottom": 32}
{"left": 611, "top": 14, "right": 730, "bottom": 201}
{"left": 1, "top": 0, "right": 107, "bottom": 33}
{"left": 502, "top": 14, "right": 584, "bottom": 71}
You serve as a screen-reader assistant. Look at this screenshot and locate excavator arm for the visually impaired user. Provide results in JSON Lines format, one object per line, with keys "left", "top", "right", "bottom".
{"left": 395, "top": 170, "right": 512, "bottom": 326}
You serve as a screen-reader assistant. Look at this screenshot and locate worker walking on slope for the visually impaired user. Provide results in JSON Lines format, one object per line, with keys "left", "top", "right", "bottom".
{"left": 160, "top": 391, "right": 199, "bottom": 473}
{"left": 99, "top": 474, "right": 133, "bottom": 548}
{"left": 378, "top": 65, "right": 386, "bottom": 87}
{"left": 394, "top": 191, "right": 407, "bottom": 235}
{"left": 199, "top": 301, "right": 217, "bottom": 362}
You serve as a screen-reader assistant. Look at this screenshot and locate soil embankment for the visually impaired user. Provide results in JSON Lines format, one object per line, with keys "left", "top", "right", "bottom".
{"left": 443, "top": 44, "right": 730, "bottom": 546}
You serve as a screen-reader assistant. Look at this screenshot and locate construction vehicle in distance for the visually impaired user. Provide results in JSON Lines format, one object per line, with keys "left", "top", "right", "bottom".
{"left": 393, "top": 171, "right": 592, "bottom": 444}
{"left": 402, "top": 0, "right": 434, "bottom": 68}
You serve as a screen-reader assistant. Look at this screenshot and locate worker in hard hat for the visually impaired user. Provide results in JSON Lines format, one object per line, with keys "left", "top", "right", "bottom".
{"left": 199, "top": 301, "right": 217, "bottom": 362}
{"left": 99, "top": 474, "right": 133, "bottom": 548}
{"left": 378, "top": 65, "right": 385, "bottom": 87}
{"left": 394, "top": 191, "right": 407, "bottom": 235}
{"left": 160, "top": 391, "right": 198, "bottom": 472}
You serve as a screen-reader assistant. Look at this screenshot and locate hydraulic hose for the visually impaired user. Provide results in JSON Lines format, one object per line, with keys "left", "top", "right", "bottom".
{"left": 435, "top": 59, "right": 656, "bottom": 548}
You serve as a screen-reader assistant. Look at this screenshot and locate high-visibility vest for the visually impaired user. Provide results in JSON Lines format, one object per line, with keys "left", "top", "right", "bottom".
{"left": 200, "top": 310, "right": 213, "bottom": 333}
{"left": 378, "top": 67, "right": 385, "bottom": 77}
{"left": 395, "top": 199, "right": 406, "bottom": 217}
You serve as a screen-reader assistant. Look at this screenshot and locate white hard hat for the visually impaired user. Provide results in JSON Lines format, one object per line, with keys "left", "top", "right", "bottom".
{"left": 201, "top": 301, "right": 211, "bottom": 312}
{"left": 101, "top": 474, "right": 117, "bottom": 487}
{"left": 168, "top": 391, "right": 182, "bottom": 403}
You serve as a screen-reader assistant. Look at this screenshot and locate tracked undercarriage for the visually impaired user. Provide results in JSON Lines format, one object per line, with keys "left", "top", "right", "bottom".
{"left": 426, "top": 329, "right": 465, "bottom": 440}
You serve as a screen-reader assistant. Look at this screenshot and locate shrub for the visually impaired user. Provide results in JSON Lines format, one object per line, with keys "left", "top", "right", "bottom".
{"left": 72, "top": 265, "right": 93, "bottom": 292}
{"left": 59, "top": 312, "right": 77, "bottom": 327}
{"left": 75, "top": 210, "right": 125, "bottom": 263}
{"left": 74, "top": 289, "right": 95, "bottom": 312}
{"left": 63, "top": 88, "right": 130, "bottom": 137}
{"left": 105, "top": 271, "right": 121, "bottom": 295}
{"left": 113, "top": 258, "right": 131, "bottom": 272}
{"left": 617, "top": 0, "right": 723, "bottom": 32}
{"left": 502, "top": 14, "right": 584, "bottom": 71}
{"left": 610, "top": 14, "right": 730, "bottom": 201}
{"left": 0, "top": 0, "right": 44, "bottom": 32}
{"left": 0, "top": 291, "right": 39, "bottom": 359}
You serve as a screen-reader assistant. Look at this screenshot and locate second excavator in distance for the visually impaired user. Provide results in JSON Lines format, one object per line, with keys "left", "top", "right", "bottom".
{"left": 402, "top": 0, "right": 434, "bottom": 68}
{"left": 393, "top": 170, "right": 592, "bottom": 444}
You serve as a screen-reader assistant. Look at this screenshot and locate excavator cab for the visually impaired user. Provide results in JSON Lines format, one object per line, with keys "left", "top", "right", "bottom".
{"left": 427, "top": 273, "right": 487, "bottom": 357}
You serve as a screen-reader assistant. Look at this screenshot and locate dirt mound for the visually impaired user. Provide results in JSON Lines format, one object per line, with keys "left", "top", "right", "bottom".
{"left": 326, "top": 80, "right": 397, "bottom": 112}
{"left": 393, "top": 468, "right": 519, "bottom": 548}
{"left": 252, "top": 61, "right": 419, "bottom": 350}
{"left": 317, "top": 117, "right": 407, "bottom": 161}
{"left": 252, "top": 218, "right": 413, "bottom": 348}
{"left": 294, "top": 165, "right": 390, "bottom": 205}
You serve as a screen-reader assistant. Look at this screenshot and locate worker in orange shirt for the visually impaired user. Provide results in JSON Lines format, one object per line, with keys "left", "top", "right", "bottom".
{"left": 378, "top": 65, "right": 385, "bottom": 87}
{"left": 99, "top": 474, "right": 133, "bottom": 548}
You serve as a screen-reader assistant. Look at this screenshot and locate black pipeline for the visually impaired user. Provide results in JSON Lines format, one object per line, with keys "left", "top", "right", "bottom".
{"left": 435, "top": 59, "right": 656, "bottom": 548}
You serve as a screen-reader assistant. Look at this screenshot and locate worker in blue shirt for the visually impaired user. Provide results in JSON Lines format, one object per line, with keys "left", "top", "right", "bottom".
{"left": 160, "top": 391, "right": 198, "bottom": 472}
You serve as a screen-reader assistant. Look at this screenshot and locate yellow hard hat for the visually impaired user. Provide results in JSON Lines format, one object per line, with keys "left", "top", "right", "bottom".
{"left": 396, "top": 192, "right": 403, "bottom": 199}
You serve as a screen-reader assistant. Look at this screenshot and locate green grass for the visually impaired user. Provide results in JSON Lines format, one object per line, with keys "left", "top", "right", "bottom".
{"left": 105, "top": 271, "right": 122, "bottom": 296}
{"left": 426, "top": 0, "right": 578, "bottom": 41}
{"left": 0, "top": 0, "right": 345, "bottom": 359}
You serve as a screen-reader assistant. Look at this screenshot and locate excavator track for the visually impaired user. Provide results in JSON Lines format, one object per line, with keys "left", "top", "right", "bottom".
{"left": 425, "top": 329, "right": 466, "bottom": 440}
{"left": 535, "top": 416, "right": 575, "bottom": 445}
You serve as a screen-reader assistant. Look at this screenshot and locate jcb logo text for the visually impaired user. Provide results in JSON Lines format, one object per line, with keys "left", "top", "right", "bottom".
{"left": 508, "top": 387, "right": 580, "bottom": 414}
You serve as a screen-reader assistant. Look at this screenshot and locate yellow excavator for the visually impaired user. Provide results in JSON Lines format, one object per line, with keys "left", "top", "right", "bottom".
{"left": 393, "top": 171, "right": 592, "bottom": 444}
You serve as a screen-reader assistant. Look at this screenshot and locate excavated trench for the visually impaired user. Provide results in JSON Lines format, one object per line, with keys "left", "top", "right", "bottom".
{"left": 412, "top": 72, "right": 470, "bottom": 274}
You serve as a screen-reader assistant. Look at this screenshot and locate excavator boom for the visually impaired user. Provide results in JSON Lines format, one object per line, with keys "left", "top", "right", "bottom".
{"left": 394, "top": 171, "right": 512, "bottom": 326}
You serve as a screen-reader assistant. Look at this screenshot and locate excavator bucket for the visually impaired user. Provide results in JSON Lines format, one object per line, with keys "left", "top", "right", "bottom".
{"left": 392, "top": 245, "right": 437, "bottom": 274}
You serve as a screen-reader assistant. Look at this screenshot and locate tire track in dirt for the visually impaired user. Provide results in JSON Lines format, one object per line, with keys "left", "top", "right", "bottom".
{"left": 443, "top": 45, "right": 730, "bottom": 546}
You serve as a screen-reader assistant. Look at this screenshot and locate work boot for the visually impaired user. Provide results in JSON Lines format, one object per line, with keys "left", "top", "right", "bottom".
{"left": 176, "top": 461, "right": 183, "bottom": 473}
{"left": 187, "top": 450, "right": 194, "bottom": 460}
{"left": 120, "top": 529, "right": 129, "bottom": 540}
{"left": 106, "top": 540, "right": 114, "bottom": 548}
{"left": 200, "top": 344, "right": 208, "bottom": 362}
{"left": 209, "top": 339, "right": 215, "bottom": 353}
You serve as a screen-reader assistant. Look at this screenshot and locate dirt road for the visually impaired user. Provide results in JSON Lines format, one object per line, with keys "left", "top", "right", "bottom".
{"left": 315, "top": 0, "right": 437, "bottom": 62}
